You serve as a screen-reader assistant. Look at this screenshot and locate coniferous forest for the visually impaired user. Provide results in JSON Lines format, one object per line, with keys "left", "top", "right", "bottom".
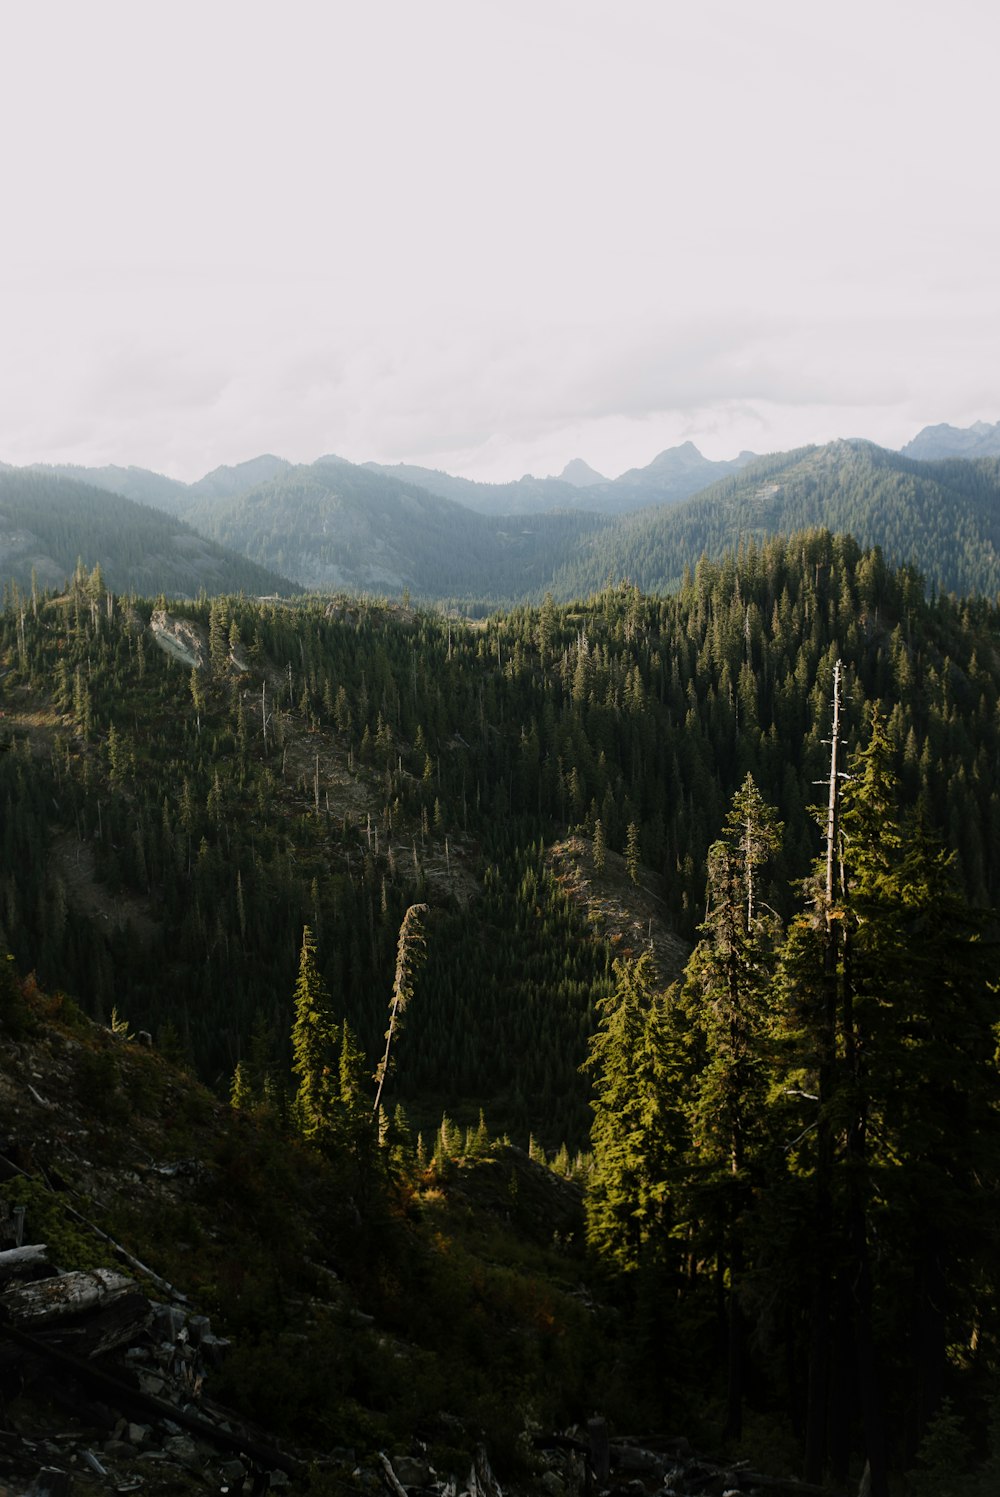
{"left": 2, "top": 527, "right": 1000, "bottom": 1494}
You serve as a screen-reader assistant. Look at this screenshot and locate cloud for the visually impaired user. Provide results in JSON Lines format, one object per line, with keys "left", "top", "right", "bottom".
{"left": 2, "top": 4, "right": 1000, "bottom": 481}
{"left": 2, "top": 284, "right": 998, "bottom": 483}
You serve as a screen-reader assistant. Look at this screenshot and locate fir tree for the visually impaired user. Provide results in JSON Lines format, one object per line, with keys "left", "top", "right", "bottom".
{"left": 678, "top": 774, "right": 783, "bottom": 1439}
{"left": 583, "top": 953, "right": 685, "bottom": 1275}
{"left": 775, "top": 710, "right": 1000, "bottom": 1490}
{"left": 291, "top": 925, "right": 339, "bottom": 1140}
{"left": 229, "top": 1060, "right": 253, "bottom": 1111}
{"left": 592, "top": 817, "right": 606, "bottom": 874}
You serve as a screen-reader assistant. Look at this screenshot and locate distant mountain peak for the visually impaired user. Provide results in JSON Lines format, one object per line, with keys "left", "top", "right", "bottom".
{"left": 901, "top": 419, "right": 1000, "bottom": 461}
{"left": 644, "top": 442, "right": 706, "bottom": 471}
{"left": 557, "top": 458, "right": 607, "bottom": 487}
{"left": 189, "top": 454, "right": 292, "bottom": 502}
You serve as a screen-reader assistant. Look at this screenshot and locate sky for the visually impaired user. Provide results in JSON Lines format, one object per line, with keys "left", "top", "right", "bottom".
{"left": 2, "top": 0, "right": 999, "bottom": 484}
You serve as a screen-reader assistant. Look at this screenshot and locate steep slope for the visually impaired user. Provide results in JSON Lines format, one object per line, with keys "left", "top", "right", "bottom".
{"left": 0, "top": 470, "right": 294, "bottom": 597}
{"left": 546, "top": 440, "right": 1000, "bottom": 599}
{"left": 0, "top": 963, "right": 616, "bottom": 1486}
{"left": 3, "top": 539, "right": 999, "bottom": 1152}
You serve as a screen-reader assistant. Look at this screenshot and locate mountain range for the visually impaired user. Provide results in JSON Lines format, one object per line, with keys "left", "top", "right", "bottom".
{"left": 3, "top": 419, "right": 999, "bottom": 603}
{"left": 361, "top": 440, "right": 756, "bottom": 515}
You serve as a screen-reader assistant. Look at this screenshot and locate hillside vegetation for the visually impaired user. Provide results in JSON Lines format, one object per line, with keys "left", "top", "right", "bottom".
{"left": 549, "top": 440, "right": 1000, "bottom": 600}
{"left": 0, "top": 470, "right": 293, "bottom": 598}
{"left": 1, "top": 532, "right": 999, "bottom": 1491}
{"left": 180, "top": 460, "right": 604, "bottom": 602}
{"left": 2, "top": 530, "right": 1000, "bottom": 1489}
{"left": 0, "top": 963, "right": 621, "bottom": 1490}
{"left": 2, "top": 530, "right": 998, "bottom": 1141}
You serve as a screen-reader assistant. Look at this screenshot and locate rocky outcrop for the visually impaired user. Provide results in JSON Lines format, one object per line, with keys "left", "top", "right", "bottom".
{"left": 149, "top": 610, "right": 208, "bottom": 671}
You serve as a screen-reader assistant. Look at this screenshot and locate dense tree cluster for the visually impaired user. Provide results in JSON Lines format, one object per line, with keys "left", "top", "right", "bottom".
{"left": 582, "top": 711, "right": 1000, "bottom": 1492}
{"left": 549, "top": 441, "right": 1000, "bottom": 601}
{"left": 0, "top": 529, "right": 997, "bottom": 1152}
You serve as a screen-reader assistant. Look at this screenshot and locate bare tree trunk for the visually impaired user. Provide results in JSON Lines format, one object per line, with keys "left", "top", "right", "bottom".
{"left": 0, "top": 1268, "right": 134, "bottom": 1326}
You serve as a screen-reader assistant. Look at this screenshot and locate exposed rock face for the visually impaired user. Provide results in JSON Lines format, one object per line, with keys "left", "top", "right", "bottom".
{"left": 149, "top": 610, "right": 208, "bottom": 671}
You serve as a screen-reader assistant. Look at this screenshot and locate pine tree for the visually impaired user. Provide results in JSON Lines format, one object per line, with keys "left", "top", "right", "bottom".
{"left": 229, "top": 1060, "right": 253, "bottom": 1111}
{"left": 290, "top": 925, "right": 339, "bottom": 1140}
{"left": 678, "top": 773, "right": 783, "bottom": 1439}
{"left": 592, "top": 817, "right": 606, "bottom": 874}
{"left": 774, "top": 709, "right": 1000, "bottom": 1490}
{"left": 583, "top": 953, "right": 685, "bottom": 1275}
{"left": 836, "top": 719, "right": 1000, "bottom": 1472}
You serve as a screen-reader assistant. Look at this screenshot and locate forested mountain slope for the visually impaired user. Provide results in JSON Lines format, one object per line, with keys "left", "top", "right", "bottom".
{"left": 173, "top": 459, "right": 607, "bottom": 600}
{"left": 2, "top": 529, "right": 997, "bottom": 1150}
{"left": 3, "top": 530, "right": 1000, "bottom": 1489}
{"left": 12, "top": 440, "right": 1000, "bottom": 604}
{"left": 0, "top": 470, "right": 293, "bottom": 598}
{"left": 547, "top": 440, "right": 1000, "bottom": 599}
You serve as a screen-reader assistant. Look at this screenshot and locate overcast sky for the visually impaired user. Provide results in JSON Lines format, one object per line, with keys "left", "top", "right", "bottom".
{"left": 2, "top": 0, "right": 998, "bottom": 483}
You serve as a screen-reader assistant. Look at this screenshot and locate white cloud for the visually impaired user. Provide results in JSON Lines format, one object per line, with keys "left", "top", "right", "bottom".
{"left": 1, "top": 1, "right": 998, "bottom": 481}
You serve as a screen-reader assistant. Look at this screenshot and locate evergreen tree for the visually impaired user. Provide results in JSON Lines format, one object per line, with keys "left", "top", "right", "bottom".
{"left": 583, "top": 953, "right": 685, "bottom": 1275}
{"left": 592, "top": 817, "right": 606, "bottom": 874}
{"left": 678, "top": 774, "right": 783, "bottom": 1438}
{"left": 291, "top": 925, "right": 339, "bottom": 1140}
{"left": 229, "top": 1060, "right": 253, "bottom": 1111}
{"left": 774, "top": 711, "right": 1000, "bottom": 1491}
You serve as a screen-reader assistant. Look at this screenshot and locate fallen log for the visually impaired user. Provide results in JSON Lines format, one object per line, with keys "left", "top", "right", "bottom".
{"left": 0, "top": 1267, "right": 134, "bottom": 1326}
{"left": 379, "top": 1452, "right": 410, "bottom": 1497}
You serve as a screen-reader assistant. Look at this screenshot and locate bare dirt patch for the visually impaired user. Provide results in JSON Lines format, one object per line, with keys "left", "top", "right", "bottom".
{"left": 547, "top": 834, "right": 690, "bottom": 987}
{"left": 0, "top": 695, "right": 62, "bottom": 756}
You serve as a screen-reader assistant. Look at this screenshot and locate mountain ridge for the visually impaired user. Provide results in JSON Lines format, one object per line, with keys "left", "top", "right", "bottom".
{"left": 901, "top": 417, "right": 1000, "bottom": 461}
{"left": 7, "top": 425, "right": 1000, "bottom": 605}
{"left": 13, "top": 413, "right": 1000, "bottom": 513}
{"left": 0, "top": 469, "right": 294, "bottom": 598}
